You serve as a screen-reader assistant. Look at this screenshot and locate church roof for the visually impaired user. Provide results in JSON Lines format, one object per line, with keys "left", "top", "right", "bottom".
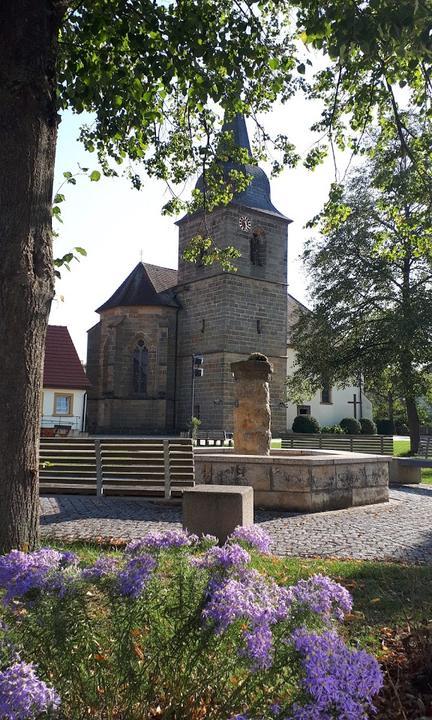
{"left": 287, "top": 293, "right": 310, "bottom": 343}
{"left": 44, "top": 326, "right": 90, "bottom": 389}
{"left": 194, "top": 114, "right": 290, "bottom": 221}
{"left": 96, "top": 262, "right": 179, "bottom": 313}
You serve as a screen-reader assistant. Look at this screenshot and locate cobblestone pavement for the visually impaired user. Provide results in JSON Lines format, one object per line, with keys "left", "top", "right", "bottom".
{"left": 40, "top": 485, "right": 432, "bottom": 564}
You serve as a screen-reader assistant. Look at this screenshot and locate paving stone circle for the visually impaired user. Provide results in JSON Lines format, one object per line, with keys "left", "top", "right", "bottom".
{"left": 40, "top": 485, "right": 432, "bottom": 564}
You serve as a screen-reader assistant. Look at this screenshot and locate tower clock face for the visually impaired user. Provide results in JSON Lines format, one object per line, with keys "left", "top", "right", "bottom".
{"left": 238, "top": 215, "right": 252, "bottom": 232}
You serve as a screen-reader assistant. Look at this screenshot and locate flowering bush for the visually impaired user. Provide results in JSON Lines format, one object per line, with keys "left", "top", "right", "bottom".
{"left": 0, "top": 526, "right": 382, "bottom": 720}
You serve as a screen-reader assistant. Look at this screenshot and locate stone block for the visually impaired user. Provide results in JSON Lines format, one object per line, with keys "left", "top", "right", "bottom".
{"left": 271, "top": 464, "right": 311, "bottom": 492}
{"left": 182, "top": 484, "right": 254, "bottom": 543}
{"left": 254, "top": 490, "right": 312, "bottom": 511}
{"left": 352, "top": 485, "right": 389, "bottom": 506}
{"left": 310, "top": 464, "right": 337, "bottom": 491}
{"left": 389, "top": 459, "right": 421, "bottom": 485}
{"left": 309, "top": 489, "right": 353, "bottom": 512}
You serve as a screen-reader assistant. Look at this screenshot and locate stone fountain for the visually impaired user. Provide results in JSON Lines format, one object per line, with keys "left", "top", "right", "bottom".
{"left": 194, "top": 353, "right": 390, "bottom": 511}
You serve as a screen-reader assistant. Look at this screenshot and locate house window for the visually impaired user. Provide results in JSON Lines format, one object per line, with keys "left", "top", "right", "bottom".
{"left": 321, "top": 384, "right": 332, "bottom": 404}
{"left": 53, "top": 393, "right": 73, "bottom": 416}
{"left": 133, "top": 340, "right": 148, "bottom": 395}
{"left": 250, "top": 232, "right": 266, "bottom": 266}
{"left": 297, "top": 405, "right": 311, "bottom": 416}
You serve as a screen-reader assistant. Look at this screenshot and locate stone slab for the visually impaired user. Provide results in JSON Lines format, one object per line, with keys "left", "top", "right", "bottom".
{"left": 389, "top": 458, "right": 421, "bottom": 485}
{"left": 182, "top": 484, "right": 254, "bottom": 543}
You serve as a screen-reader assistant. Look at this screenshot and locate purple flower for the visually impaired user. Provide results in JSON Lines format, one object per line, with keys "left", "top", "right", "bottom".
{"left": 229, "top": 526, "right": 272, "bottom": 554}
{"left": 117, "top": 554, "right": 156, "bottom": 598}
{"left": 82, "top": 556, "right": 120, "bottom": 581}
{"left": 291, "top": 628, "right": 383, "bottom": 719}
{"left": 196, "top": 544, "right": 251, "bottom": 569}
{"left": 125, "top": 529, "right": 194, "bottom": 553}
{"left": 203, "top": 567, "right": 291, "bottom": 669}
{"left": 288, "top": 574, "right": 353, "bottom": 622}
{"left": 0, "top": 661, "right": 60, "bottom": 720}
{"left": 0, "top": 549, "right": 68, "bottom": 602}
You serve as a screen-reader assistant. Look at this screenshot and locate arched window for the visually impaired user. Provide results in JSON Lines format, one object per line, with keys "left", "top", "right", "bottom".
{"left": 133, "top": 340, "right": 148, "bottom": 395}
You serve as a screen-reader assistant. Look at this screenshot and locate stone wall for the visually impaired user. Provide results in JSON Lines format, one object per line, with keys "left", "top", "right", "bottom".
{"left": 194, "top": 448, "right": 390, "bottom": 511}
{"left": 86, "top": 305, "right": 177, "bottom": 433}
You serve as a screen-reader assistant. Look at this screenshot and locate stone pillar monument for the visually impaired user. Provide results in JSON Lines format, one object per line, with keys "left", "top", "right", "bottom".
{"left": 230, "top": 353, "right": 273, "bottom": 455}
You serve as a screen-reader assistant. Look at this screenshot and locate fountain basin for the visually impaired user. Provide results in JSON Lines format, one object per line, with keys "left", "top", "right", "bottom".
{"left": 194, "top": 448, "right": 390, "bottom": 511}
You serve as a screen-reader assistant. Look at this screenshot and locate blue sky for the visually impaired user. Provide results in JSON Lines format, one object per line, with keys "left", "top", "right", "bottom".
{"left": 50, "top": 93, "right": 343, "bottom": 360}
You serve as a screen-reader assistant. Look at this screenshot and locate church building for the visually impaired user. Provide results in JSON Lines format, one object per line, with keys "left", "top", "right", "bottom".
{"left": 86, "top": 115, "right": 290, "bottom": 435}
{"left": 86, "top": 115, "right": 371, "bottom": 435}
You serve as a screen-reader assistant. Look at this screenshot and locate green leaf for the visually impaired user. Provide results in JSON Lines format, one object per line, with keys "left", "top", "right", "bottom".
{"left": 90, "top": 170, "right": 101, "bottom": 182}
{"left": 74, "top": 246, "right": 87, "bottom": 256}
{"left": 297, "top": 63, "right": 306, "bottom": 74}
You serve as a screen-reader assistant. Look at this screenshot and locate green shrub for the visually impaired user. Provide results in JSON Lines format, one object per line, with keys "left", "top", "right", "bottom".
{"left": 359, "top": 418, "right": 377, "bottom": 435}
{"left": 340, "top": 417, "right": 362, "bottom": 434}
{"left": 321, "top": 424, "right": 344, "bottom": 434}
{"left": 292, "top": 415, "right": 320, "bottom": 433}
{"left": 376, "top": 418, "right": 395, "bottom": 435}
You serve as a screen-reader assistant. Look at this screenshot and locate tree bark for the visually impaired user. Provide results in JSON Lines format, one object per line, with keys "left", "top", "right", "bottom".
{"left": 406, "top": 396, "right": 420, "bottom": 455}
{"left": 0, "top": 2, "right": 63, "bottom": 552}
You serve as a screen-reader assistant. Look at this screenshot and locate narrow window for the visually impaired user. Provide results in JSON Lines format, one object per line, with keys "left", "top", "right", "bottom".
{"left": 256, "top": 319, "right": 262, "bottom": 334}
{"left": 250, "top": 232, "right": 266, "bottom": 266}
{"left": 321, "top": 384, "right": 332, "bottom": 404}
{"left": 201, "top": 319, "right": 206, "bottom": 333}
{"left": 133, "top": 340, "right": 148, "bottom": 395}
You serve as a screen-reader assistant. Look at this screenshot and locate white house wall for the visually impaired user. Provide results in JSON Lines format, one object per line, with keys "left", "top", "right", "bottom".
{"left": 286, "top": 348, "right": 372, "bottom": 431}
{"left": 41, "top": 388, "right": 86, "bottom": 433}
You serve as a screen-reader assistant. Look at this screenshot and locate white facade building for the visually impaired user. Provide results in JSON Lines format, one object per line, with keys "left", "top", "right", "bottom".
{"left": 286, "top": 295, "right": 373, "bottom": 431}
{"left": 41, "top": 326, "right": 90, "bottom": 436}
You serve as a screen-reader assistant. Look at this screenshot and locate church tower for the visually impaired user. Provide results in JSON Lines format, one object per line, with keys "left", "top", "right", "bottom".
{"left": 175, "top": 115, "right": 291, "bottom": 434}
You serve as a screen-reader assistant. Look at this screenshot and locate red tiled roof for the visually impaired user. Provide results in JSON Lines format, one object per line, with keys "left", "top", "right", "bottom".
{"left": 43, "top": 326, "right": 90, "bottom": 389}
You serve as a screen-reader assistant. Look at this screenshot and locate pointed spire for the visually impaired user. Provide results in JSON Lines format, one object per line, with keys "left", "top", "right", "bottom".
{"left": 193, "top": 113, "right": 289, "bottom": 220}
{"left": 222, "top": 114, "right": 252, "bottom": 155}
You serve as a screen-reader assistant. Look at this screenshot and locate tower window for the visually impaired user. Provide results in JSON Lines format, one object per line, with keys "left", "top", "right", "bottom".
{"left": 201, "top": 319, "right": 205, "bottom": 333}
{"left": 250, "top": 232, "right": 266, "bottom": 266}
{"left": 133, "top": 340, "right": 148, "bottom": 395}
{"left": 256, "top": 319, "right": 262, "bottom": 334}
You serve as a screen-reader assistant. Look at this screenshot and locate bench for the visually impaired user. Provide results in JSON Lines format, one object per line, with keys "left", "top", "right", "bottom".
{"left": 195, "top": 431, "right": 233, "bottom": 447}
{"left": 390, "top": 436, "right": 432, "bottom": 485}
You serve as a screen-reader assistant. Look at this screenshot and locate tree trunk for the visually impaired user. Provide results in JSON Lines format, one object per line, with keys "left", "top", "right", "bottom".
{"left": 406, "top": 396, "right": 420, "bottom": 455}
{"left": 0, "top": 2, "right": 63, "bottom": 552}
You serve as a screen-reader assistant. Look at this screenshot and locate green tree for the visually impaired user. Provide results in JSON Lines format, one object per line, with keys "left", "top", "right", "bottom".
{"left": 290, "top": 118, "right": 432, "bottom": 453}
{"left": 0, "top": 0, "right": 431, "bottom": 552}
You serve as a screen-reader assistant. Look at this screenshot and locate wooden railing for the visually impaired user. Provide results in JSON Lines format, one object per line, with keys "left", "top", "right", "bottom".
{"left": 281, "top": 434, "right": 393, "bottom": 455}
{"left": 39, "top": 437, "right": 194, "bottom": 498}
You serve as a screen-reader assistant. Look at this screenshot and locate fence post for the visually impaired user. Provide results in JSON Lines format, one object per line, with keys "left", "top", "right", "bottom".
{"left": 95, "top": 440, "right": 103, "bottom": 497}
{"left": 163, "top": 439, "right": 171, "bottom": 499}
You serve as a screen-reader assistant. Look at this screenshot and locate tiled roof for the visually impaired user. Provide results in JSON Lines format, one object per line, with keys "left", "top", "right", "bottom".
{"left": 44, "top": 326, "right": 90, "bottom": 389}
{"left": 142, "top": 263, "right": 178, "bottom": 292}
{"left": 96, "top": 262, "right": 179, "bottom": 313}
{"left": 287, "top": 293, "right": 310, "bottom": 343}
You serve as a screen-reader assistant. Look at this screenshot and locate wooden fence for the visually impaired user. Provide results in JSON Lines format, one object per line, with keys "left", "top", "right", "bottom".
{"left": 39, "top": 437, "right": 195, "bottom": 498}
{"left": 281, "top": 434, "right": 393, "bottom": 455}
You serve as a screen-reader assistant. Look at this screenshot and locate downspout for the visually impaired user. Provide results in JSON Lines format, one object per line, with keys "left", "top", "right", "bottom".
{"left": 82, "top": 391, "right": 87, "bottom": 433}
{"left": 172, "top": 302, "right": 179, "bottom": 433}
